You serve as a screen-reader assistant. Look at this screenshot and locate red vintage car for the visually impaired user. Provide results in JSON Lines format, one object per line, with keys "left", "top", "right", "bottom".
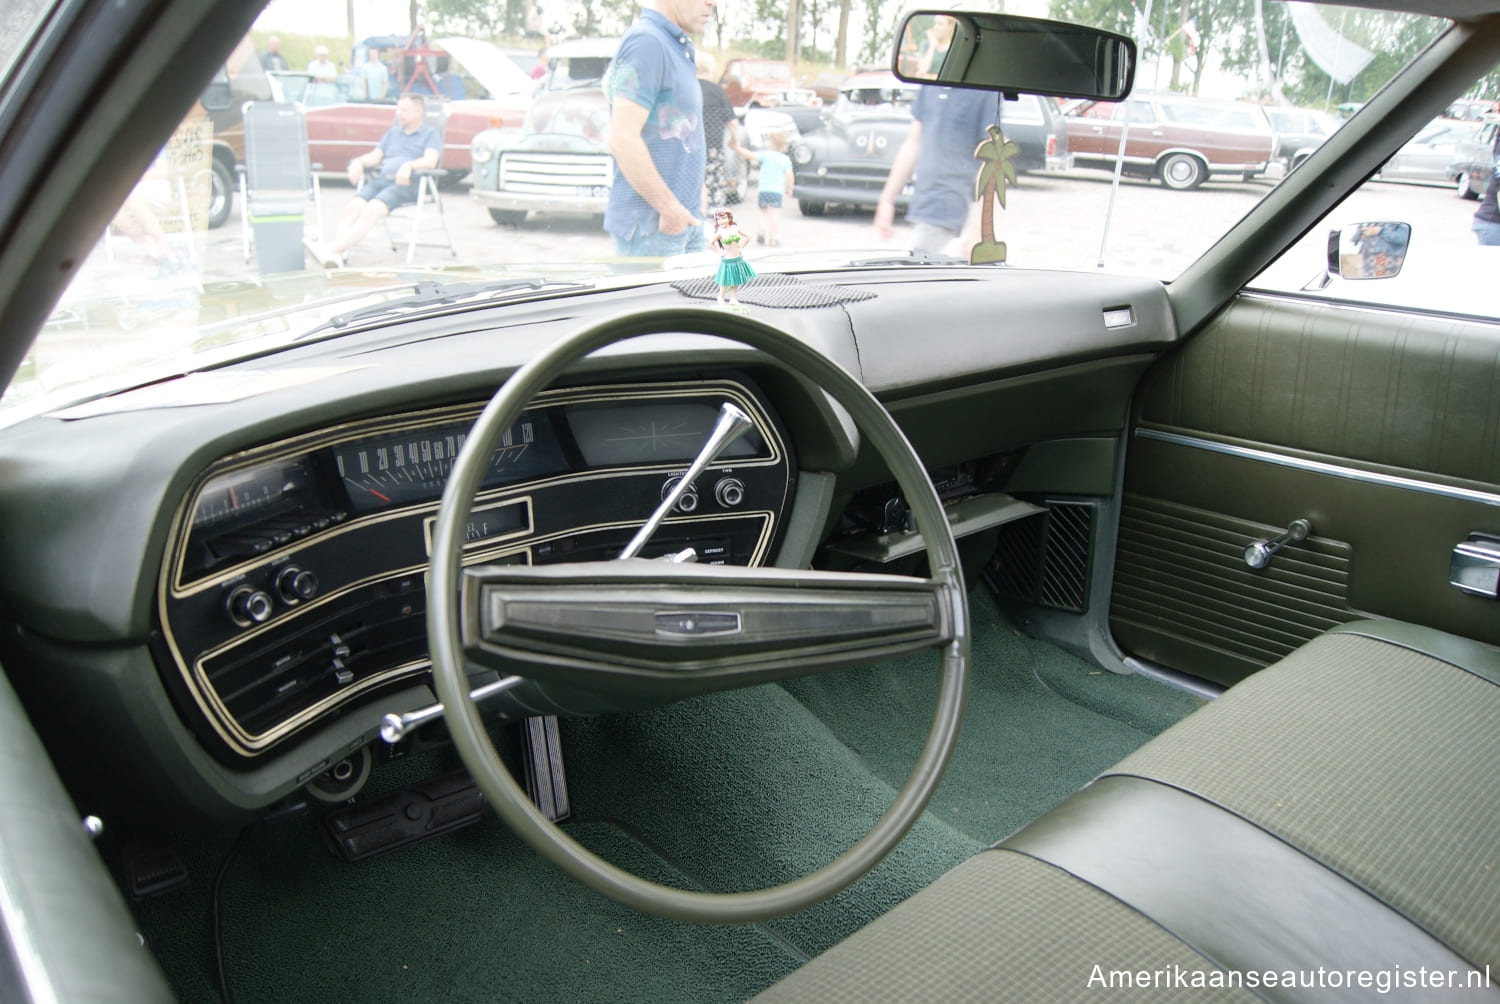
{"left": 268, "top": 36, "right": 534, "bottom": 183}
{"left": 1065, "top": 92, "right": 1277, "bottom": 190}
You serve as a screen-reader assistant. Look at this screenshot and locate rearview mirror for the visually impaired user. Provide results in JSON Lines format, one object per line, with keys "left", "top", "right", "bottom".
{"left": 1327, "top": 222, "right": 1410, "bottom": 280}
{"left": 893, "top": 10, "right": 1135, "bottom": 101}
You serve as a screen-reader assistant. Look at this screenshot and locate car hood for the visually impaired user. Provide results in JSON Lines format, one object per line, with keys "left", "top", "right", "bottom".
{"left": 436, "top": 37, "right": 535, "bottom": 99}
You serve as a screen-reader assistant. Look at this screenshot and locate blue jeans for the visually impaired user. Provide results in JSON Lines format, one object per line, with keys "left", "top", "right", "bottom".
{"left": 612, "top": 222, "right": 708, "bottom": 257}
{"left": 1473, "top": 219, "right": 1500, "bottom": 246}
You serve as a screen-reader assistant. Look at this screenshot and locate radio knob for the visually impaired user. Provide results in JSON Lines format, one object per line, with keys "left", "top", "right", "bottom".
{"left": 225, "top": 585, "right": 273, "bottom": 627}
{"left": 275, "top": 566, "right": 319, "bottom": 604}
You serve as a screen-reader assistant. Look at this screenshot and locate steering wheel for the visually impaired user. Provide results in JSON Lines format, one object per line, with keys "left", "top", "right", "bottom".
{"left": 428, "top": 306, "right": 969, "bottom": 924}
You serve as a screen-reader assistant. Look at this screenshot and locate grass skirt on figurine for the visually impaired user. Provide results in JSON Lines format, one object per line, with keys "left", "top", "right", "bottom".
{"left": 716, "top": 255, "right": 756, "bottom": 286}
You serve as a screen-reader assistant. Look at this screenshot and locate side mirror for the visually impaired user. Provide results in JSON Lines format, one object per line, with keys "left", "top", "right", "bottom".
{"left": 200, "top": 79, "right": 234, "bottom": 112}
{"left": 1327, "top": 222, "right": 1410, "bottom": 280}
{"left": 893, "top": 10, "right": 1135, "bottom": 101}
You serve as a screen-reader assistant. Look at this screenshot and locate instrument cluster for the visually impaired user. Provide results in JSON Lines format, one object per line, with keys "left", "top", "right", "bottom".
{"left": 156, "top": 376, "right": 794, "bottom": 761}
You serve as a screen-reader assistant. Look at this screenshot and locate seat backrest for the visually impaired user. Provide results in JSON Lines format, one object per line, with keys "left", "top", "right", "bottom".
{"left": 242, "top": 101, "right": 311, "bottom": 195}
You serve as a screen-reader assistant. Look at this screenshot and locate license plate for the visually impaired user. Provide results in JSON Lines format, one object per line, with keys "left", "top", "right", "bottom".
{"left": 577, "top": 186, "right": 608, "bottom": 198}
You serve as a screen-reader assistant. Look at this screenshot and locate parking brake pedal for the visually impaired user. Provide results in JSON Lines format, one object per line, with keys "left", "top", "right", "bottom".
{"left": 522, "top": 715, "right": 570, "bottom": 823}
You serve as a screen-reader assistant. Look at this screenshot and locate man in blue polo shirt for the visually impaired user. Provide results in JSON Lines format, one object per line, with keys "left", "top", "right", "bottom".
{"left": 604, "top": 0, "right": 715, "bottom": 257}
{"left": 874, "top": 84, "right": 1001, "bottom": 256}
{"left": 305, "top": 94, "right": 440, "bottom": 268}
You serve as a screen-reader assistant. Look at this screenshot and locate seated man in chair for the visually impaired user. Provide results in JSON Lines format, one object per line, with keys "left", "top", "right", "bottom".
{"left": 304, "top": 94, "right": 439, "bottom": 268}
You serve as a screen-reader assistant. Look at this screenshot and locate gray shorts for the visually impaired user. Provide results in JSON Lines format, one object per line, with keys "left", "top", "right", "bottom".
{"left": 356, "top": 177, "right": 419, "bottom": 210}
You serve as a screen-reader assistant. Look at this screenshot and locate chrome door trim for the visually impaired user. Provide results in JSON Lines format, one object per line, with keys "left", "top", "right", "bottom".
{"left": 1135, "top": 427, "right": 1500, "bottom": 508}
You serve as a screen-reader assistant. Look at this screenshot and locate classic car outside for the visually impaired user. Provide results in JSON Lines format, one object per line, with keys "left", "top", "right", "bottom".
{"left": 269, "top": 36, "right": 532, "bottom": 183}
{"left": 467, "top": 37, "right": 623, "bottom": 225}
{"left": 790, "top": 71, "right": 1068, "bottom": 216}
{"left": 1263, "top": 106, "right": 1338, "bottom": 172}
{"left": 1376, "top": 116, "right": 1483, "bottom": 185}
{"left": 8, "top": 0, "right": 1500, "bottom": 1001}
{"left": 789, "top": 70, "right": 919, "bottom": 215}
{"left": 720, "top": 57, "right": 824, "bottom": 133}
{"left": 469, "top": 38, "right": 770, "bottom": 226}
{"left": 999, "top": 92, "right": 1072, "bottom": 173}
{"left": 1066, "top": 91, "right": 1278, "bottom": 189}
{"left": 1448, "top": 116, "right": 1497, "bottom": 196}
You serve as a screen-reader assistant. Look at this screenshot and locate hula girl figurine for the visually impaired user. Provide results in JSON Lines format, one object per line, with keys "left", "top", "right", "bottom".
{"left": 711, "top": 210, "right": 756, "bottom": 306}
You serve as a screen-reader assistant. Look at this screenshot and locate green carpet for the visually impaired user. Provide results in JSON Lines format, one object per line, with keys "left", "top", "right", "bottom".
{"left": 128, "top": 586, "right": 1203, "bottom": 1002}
{"left": 780, "top": 588, "right": 1206, "bottom": 845}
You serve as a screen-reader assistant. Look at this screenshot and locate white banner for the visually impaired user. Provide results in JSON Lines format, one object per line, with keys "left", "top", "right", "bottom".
{"left": 1289, "top": 4, "right": 1375, "bottom": 85}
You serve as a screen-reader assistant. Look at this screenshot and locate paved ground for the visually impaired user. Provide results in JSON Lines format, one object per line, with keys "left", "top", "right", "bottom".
{"left": 194, "top": 168, "right": 1476, "bottom": 290}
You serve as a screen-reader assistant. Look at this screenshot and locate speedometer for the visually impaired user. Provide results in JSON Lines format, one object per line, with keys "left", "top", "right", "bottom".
{"left": 332, "top": 412, "right": 566, "bottom": 514}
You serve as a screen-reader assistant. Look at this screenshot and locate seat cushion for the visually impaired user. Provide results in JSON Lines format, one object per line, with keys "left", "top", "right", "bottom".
{"left": 752, "top": 849, "right": 1258, "bottom": 1003}
{"left": 1108, "top": 625, "right": 1500, "bottom": 969}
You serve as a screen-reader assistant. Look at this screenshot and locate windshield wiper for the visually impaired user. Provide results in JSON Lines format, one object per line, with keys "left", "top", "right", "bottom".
{"left": 298, "top": 278, "right": 594, "bottom": 340}
{"left": 845, "top": 250, "right": 973, "bottom": 267}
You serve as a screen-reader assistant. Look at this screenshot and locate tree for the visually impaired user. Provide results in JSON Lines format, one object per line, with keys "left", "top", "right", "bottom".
{"left": 970, "top": 125, "right": 1019, "bottom": 265}
{"left": 858, "top": 0, "right": 893, "bottom": 66}
{"left": 423, "top": 0, "right": 529, "bottom": 37}
{"left": 835, "top": 0, "right": 852, "bottom": 67}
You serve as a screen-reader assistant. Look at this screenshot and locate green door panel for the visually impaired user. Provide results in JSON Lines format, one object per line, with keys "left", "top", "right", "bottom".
{"left": 1136, "top": 296, "right": 1500, "bottom": 485}
{"left": 1113, "top": 493, "right": 1357, "bottom": 687}
{"left": 1114, "top": 295, "right": 1500, "bottom": 686}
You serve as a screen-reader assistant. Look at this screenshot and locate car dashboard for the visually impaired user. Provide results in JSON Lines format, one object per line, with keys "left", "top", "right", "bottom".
{"left": 0, "top": 268, "right": 1175, "bottom": 830}
{"left": 162, "top": 376, "right": 796, "bottom": 761}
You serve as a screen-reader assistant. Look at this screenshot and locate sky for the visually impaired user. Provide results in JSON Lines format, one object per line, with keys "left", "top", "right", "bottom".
{"left": 255, "top": 0, "right": 415, "bottom": 40}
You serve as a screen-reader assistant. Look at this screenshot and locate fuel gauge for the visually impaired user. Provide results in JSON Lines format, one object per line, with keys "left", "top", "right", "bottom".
{"left": 191, "top": 459, "right": 314, "bottom": 533}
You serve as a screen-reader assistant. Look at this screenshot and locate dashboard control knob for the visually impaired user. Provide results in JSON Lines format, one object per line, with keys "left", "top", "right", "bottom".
{"left": 224, "top": 585, "right": 273, "bottom": 627}
{"left": 715, "top": 477, "right": 745, "bottom": 507}
{"left": 662, "top": 477, "right": 698, "bottom": 513}
{"left": 275, "top": 565, "right": 319, "bottom": 604}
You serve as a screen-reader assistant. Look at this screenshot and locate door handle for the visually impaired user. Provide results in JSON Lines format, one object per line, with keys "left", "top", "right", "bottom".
{"left": 1244, "top": 519, "right": 1311, "bottom": 569}
{"left": 1451, "top": 534, "right": 1500, "bottom": 597}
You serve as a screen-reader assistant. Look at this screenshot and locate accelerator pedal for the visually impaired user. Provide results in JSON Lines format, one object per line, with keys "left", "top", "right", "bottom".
{"left": 522, "top": 715, "right": 571, "bottom": 823}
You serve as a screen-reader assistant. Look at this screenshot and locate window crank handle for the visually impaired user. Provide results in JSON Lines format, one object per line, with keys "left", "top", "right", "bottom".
{"left": 1244, "top": 518, "right": 1312, "bottom": 569}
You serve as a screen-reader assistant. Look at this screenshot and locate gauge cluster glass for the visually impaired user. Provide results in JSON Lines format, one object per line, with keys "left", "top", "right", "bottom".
{"left": 566, "top": 400, "right": 767, "bottom": 467}
{"left": 333, "top": 411, "right": 566, "bottom": 514}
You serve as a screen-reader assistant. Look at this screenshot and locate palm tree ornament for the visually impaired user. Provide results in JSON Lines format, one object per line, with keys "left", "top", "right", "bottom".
{"left": 970, "top": 124, "right": 1020, "bottom": 265}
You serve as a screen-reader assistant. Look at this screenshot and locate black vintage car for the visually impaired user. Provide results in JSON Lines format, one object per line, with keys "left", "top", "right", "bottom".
{"left": 790, "top": 71, "right": 1069, "bottom": 216}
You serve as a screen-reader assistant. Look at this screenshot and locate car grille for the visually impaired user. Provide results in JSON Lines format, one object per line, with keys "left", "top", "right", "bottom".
{"left": 810, "top": 163, "right": 893, "bottom": 192}
{"left": 498, "top": 153, "right": 613, "bottom": 197}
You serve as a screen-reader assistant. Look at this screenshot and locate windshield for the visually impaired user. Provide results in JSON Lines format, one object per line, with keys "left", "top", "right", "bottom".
{"left": 5, "top": 1, "right": 1448, "bottom": 414}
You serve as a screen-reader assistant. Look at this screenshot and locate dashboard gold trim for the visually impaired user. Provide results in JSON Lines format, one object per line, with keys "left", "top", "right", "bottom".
{"left": 156, "top": 378, "right": 789, "bottom": 759}
{"left": 167, "top": 380, "right": 780, "bottom": 596}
